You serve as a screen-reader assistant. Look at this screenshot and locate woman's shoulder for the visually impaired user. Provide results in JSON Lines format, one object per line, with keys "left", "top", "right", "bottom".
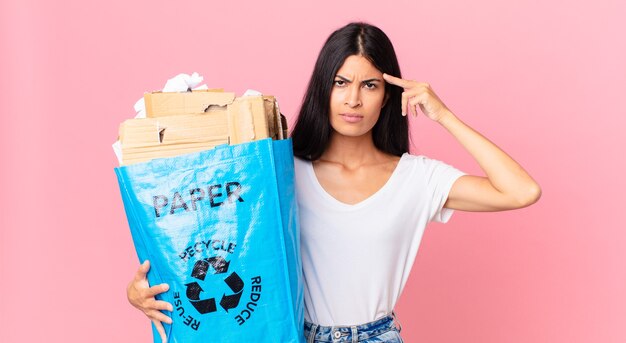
{"left": 293, "top": 156, "right": 311, "bottom": 167}
{"left": 293, "top": 156, "right": 312, "bottom": 181}
{"left": 398, "top": 153, "right": 460, "bottom": 176}
{"left": 401, "top": 152, "right": 449, "bottom": 164}
{"left": 398, "top": 152, "right": 432, "bottom": 166}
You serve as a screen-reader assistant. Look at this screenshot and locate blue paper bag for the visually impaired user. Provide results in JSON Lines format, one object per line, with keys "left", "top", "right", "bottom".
{"left": 115, "top": 138, "right": 303, "bottom": 343}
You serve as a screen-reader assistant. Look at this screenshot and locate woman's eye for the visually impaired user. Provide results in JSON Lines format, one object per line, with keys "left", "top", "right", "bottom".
{"left": 334, "top": 80, "right": 345, "bottom": 87}
{"left": 364, "top": 82, "right": 376, "bottom": 89}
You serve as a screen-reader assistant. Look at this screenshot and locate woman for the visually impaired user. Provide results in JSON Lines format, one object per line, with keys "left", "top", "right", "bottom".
{"left": 128, "top": 22, "right": 541, "bottom": 342}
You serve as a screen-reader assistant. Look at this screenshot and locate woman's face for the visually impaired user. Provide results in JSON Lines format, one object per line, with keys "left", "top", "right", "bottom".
{"left": 329, "top": 54, "right": 387, "bottom": 138}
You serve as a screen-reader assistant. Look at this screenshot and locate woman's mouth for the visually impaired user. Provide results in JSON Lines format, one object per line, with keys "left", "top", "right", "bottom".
{"left": 340, "top": 113, "right": 364, "bottom": 123}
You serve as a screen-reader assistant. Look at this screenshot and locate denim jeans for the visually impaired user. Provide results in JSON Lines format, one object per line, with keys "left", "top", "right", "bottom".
{"left": 304, "top": 313, "right": 403, "bottom": 343}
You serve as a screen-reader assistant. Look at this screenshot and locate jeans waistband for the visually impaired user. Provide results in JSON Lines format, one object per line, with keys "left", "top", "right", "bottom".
{"left": 304, "top": 313, "right": 401, "bottom": 343}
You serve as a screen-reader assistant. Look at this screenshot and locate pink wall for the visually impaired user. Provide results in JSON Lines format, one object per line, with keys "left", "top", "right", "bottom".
{"left": 1, "top": 0, "right": 625, "bottom": 342}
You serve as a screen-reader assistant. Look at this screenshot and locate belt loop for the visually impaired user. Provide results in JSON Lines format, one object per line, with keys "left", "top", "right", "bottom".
{"left": 351, "top": 325, "right": 358, "bottom": 343}
{"left": 307, "top": 324, "right": 319, "bottom": 343}
{"left": 392, "top": 311, "right": 402, "bottom": 333}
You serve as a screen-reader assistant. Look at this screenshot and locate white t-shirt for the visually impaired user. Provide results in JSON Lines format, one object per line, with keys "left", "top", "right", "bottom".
{"left": 294, "top": 153, "right": 465, "bottom": 326}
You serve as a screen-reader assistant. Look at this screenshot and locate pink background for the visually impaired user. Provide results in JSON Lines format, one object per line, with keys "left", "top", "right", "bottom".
{"left": 1, "top": 0, "right": 625, "bottom": 342}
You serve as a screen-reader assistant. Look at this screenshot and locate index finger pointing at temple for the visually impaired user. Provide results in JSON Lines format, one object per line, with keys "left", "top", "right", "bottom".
{"left": 383, "top": 73, "right": 411, "bottom": 88}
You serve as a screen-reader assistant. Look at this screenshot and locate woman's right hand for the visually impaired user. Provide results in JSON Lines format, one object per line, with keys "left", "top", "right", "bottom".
{"left": 127, "top": 260, "right": 173, "bottom": 343}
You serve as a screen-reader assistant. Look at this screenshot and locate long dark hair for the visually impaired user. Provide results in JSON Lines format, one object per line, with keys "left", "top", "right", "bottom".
{"left": 291, "top": 22, "right": 408, "bottom": 161}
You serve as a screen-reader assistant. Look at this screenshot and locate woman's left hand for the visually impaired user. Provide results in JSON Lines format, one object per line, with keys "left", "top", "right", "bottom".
{"left": 383, "top": 73, "right": 451, "bottom": 122}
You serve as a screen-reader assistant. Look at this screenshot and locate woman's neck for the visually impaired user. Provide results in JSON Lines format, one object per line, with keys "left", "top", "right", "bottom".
{"left": 320, "top": 131, "right": 385, "bottom": 167}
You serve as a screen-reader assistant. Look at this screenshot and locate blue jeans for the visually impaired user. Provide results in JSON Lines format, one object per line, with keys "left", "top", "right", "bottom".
{"left": 304, "top": 313, "right": 403, "bottom": 343}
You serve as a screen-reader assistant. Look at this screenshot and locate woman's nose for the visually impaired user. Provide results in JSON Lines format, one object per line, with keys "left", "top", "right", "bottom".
{"left": 345, "top": 85, "right": 362, "bottom": 108}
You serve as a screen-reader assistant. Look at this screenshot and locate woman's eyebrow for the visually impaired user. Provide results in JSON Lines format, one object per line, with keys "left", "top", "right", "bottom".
{"left": 335, "top": 75, "right": 352, "bottom": 82}
{"left": 335, "top": 75, "right": 382, "bottom": 83}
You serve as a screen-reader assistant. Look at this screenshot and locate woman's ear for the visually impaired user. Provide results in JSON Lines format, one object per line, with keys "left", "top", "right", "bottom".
{"left": 382, "top": 92, "right": 390, "bottom": 108}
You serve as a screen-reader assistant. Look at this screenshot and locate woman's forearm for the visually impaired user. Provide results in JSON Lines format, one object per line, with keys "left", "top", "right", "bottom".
{"left": 438, "top": 110, "right": 542, "bottom": 206}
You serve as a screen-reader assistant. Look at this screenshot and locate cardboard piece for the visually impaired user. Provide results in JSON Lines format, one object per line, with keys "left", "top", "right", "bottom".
{"left": 144, "top": 89, "right": 232, "bottom": 117}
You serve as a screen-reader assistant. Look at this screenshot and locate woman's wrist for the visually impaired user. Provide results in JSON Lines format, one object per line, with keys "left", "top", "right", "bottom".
{"left": 436, "top": 109, "right": 457, "bottom": 127}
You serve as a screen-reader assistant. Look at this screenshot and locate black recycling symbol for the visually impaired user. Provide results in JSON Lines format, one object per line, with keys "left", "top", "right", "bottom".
{"left": 185, "top": 256, "right": 244, "bottom": 315}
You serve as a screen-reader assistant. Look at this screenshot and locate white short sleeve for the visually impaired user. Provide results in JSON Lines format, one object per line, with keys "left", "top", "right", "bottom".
{"left": 421, "top": 157, "right": 466, "bottom": 223}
